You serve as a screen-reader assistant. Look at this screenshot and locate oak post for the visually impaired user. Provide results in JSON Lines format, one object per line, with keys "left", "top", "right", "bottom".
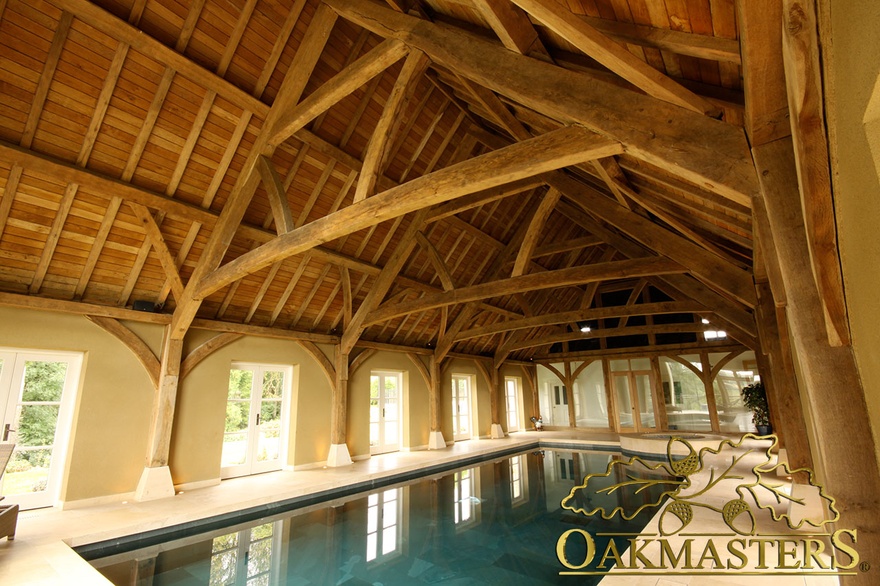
{"left": 327, "top": 346, "right": 352, "bottom": 466}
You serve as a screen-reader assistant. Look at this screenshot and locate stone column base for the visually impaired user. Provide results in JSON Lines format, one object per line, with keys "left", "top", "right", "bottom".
{"left": 490, "top": 423, "right": 505, "bottom": 439}
{"left": 428, "top": 430, "right": 447, "bottom": 450}
{"left": 327, "top": 443, "right": 353, "bottom": 467}
{"left": 135, "top": 466, "right": 175, "bottom": 502}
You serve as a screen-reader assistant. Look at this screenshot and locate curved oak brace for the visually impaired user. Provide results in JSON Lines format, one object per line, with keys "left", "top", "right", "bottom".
{"left": 406, "top": 353, "right": 431, "bottom": 389}
{"left": 709, "top": 349, "right": 746, "bottom": 382}
{"left": 350, "top": 348, "right": 377, "bottom": 375}
{"left": 474, "top": 359, "right": 494, "bottom": 391}
{"left": 86, "top": 315, "right": 160, "bottom": 387}
{"left": 542, "top": 362, "right": 566, "bottom": 386}
{"left": 180, "top": 333, "right": 243, "bottom": 380}
{"left": 298, "top": 341, "right": 336, "bottom": 389}
{"left": 571, "top": 358, "right": 595, "bottom": 381}
{"left": 667, "top": 354, "right": 704, "bottom": 379}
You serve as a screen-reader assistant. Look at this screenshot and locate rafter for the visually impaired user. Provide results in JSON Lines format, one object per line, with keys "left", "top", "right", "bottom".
{"left": 455, "top": 301, "right": 703, "bottom": 343}
{"left": 128, "top": 203, "right": 185, "bottom": 302}
{"left": 268, "top": 39, "right": 410, "bottom": 147}
{"left": 355, "top": 49, "right": 429, "bottom": 202}
{"left": 326, "top": 0, "right": 757, "bottom": 206}
{"left": 198, "top": 126, "right": 621, "bottom": 297}
{"left": 366, "top": 257, "right": 684, "bottom": 326}
{"left": 473, "top": 0, "right": 552, "bottom": 60}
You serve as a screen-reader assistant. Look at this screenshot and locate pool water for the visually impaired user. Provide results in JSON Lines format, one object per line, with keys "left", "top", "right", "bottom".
{"left": 88, "top": 449, "right": 669, "bottom": 585}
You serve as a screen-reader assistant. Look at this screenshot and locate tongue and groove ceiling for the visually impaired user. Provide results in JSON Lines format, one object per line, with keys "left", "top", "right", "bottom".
{"left": 0, "top": 0, "right": 813, "bottom": 362}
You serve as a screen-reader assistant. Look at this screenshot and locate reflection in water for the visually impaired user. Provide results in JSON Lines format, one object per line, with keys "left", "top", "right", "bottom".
{"left": 91, "top": 450, "right": 669, "bottom": 586}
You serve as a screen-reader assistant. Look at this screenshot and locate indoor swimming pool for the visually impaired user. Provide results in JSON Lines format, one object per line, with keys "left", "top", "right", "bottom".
{"left": 84, "top": 448, "right": 671, "bottom": 585}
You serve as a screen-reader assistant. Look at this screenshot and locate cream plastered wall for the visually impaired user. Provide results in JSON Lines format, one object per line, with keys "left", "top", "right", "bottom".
{"left": 824, "top": 0, "right": 880, "bottom": 469}
{"left": 172, "top": 332, "right": 334, "bottom": 483}
{"left": 0, "top": 306, "right": 159, "bottom": 504}
{"left": 346, "top": 351, "right": 430, "bottom": 458}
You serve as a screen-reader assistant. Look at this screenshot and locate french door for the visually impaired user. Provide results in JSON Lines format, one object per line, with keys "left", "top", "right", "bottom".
{"left": 451, "top": 375, "right": 472, "bottom": 441}
{"left": 370, "top": 371, "right": 402, "bottom": 455}
{"left": 0, "top": 350, "right": 82, "bottom": 510}
{"left": 613, "top": 370, "right": 658, "bottom": 433}
{"left": 505, "top": 377, "right": 521, "bottom": 432}
{"left": 221, "top": 364, "right": 291, "bottom": 479}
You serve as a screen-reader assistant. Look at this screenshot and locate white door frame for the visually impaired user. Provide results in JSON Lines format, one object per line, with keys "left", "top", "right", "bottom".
{"left": 370, "top": 370, "right": 403, "bottom": 455}
{"left": 221, "top": 363, "right": 292, "bottom": 479}
{"left": 0, "top": 349, "right": 82, "bottom": 510}
{"left": 451, "top": 374, "right": 474, "bottom": 441}
{"left": 504, "top": 376, "right": 523, "bottom": 432}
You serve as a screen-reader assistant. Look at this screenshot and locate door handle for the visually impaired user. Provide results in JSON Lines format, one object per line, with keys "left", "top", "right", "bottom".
{"left": 2, "top": 423, "right": 15, "bottom": 441}
{"left": 256, "top": 414, "right": 260, "bottom": 426}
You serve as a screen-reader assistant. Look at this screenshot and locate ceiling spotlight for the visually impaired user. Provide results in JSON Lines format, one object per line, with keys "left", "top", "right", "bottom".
{"left": 580, "top": 326, "right": 591, "bottom": 333}
{"left": 701, "top": 318, "right": 710, "bottom": 324}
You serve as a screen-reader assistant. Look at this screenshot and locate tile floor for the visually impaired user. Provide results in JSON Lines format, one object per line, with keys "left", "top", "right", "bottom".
{"left": 0, "top": 431, "right": 843, "bottom": 585}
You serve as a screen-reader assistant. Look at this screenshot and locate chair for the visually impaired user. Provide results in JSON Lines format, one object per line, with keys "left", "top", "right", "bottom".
{"left": 0, "top": 442, "right": 19, "bottom": 540}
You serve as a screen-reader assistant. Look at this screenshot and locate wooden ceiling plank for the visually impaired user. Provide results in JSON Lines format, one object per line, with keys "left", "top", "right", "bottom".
{"left": 128, "top": 202, "right": 185, "bottom": 302}
{"left": 313, "top": 30, "right": 371, "bottom": 133}
{"left": 328, "top": 0, "right": 756, "bottom": 205}
{"left": 269, "top": 253, "right": 312, "bottom": 326}
{"left": 254, "top": 0, "right": 308, "bottom": 98}
{"left": 355, "top": 50, "right": 429, "bottom": 202}
{"left": 30, "top": 182, "right": 78, "bottom": 294}
{"left": 473, "top": 0, "right": 552, "bottom": 60}
{"left": 198, "top": 126, "right": 621, "bottom": 297}
{"left": 20, "top": 11, "right": 73, "bottom": 149}
{"left": 420, "top": 110, "right": 466, "bottom": 173}
{"left": 257, "top": 155, "right": 295, "bottom": 234}
{"left": 781, "top": 0, "right": 849, "bottom": 346}
{"left": 216, "top": 0, "right": 258, "bottom": 77}
{"left": 552, "top": 174, "right": 757, "bottom": 307}
{"left": 367, "top": 257, "right": 685, "bottom": 326}
{"left": 456, "top": 300, "right": 703, "bottom": 342}
{"left": 268, "top": 39, "right": 410, "bottom": 147}
{"left": 75, "top": 197, "right": 122, "bottom": 299}
{"left": 171, "top": 3, "right": 338, "bottom": 339}
{"left": 511, "top": 187, "right": 561, "bottom": 277}
{"left": 244, "top": 261, "right": 282, "bottom": 323}
{"left": 0, "top": 165, "right": 23, "bottom": 241}
{"left": 86, "top": 316, "right": 160, "bottom": 386}
{"left": 510, "top": 0, "right": 718, "bottom": 115}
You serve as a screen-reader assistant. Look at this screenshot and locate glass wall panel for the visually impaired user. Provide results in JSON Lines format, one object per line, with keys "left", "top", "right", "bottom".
{"left": 572, "top": 361, "right": 609, "bottom": 428}
{"left": 711, "top": 351, "right": 758, "bottom": 433}
{"left": 659, "top": 356, "right": 711, "bottom": 431}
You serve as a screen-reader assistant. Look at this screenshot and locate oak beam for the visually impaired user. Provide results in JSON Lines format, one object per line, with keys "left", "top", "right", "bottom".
{"left": 782, "top": 0, "right": 849, "bottom": 346}
{"left": 86, "top": 316, "right": 160, "bottom": 387}
{"left": 753, "top": 136, "right": 880, "bottom": 578}
{"left": 326, "top": 0, "right": 757, "bottom": 205}
{"left": 129, "top": 203, "right": 186, "bottom": 302}
{"left": 355, "top": 49, "right": 428, "bottom": 202}
{"left": 511, "top": 187, "right": 560, "bottom": 277}
{"left": 455, "top": 301, "right": 702, "bottom": 342}
{"left": 472, "top": 0, "right": 552, "bottom": 60}
{"left": 257, "top": 156, "right": 295, "bottom": 234}
{"left": 510, "top": 0, "right": 718, "bottom": 116}
{"left": 198, "top": 126, "right": 621, "bottom": 297}
{"left": 268, "top": 39, "right": 409, "bottom": 147}
{"left": 367, "top": 257, "right": 684, "bottom": 326}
